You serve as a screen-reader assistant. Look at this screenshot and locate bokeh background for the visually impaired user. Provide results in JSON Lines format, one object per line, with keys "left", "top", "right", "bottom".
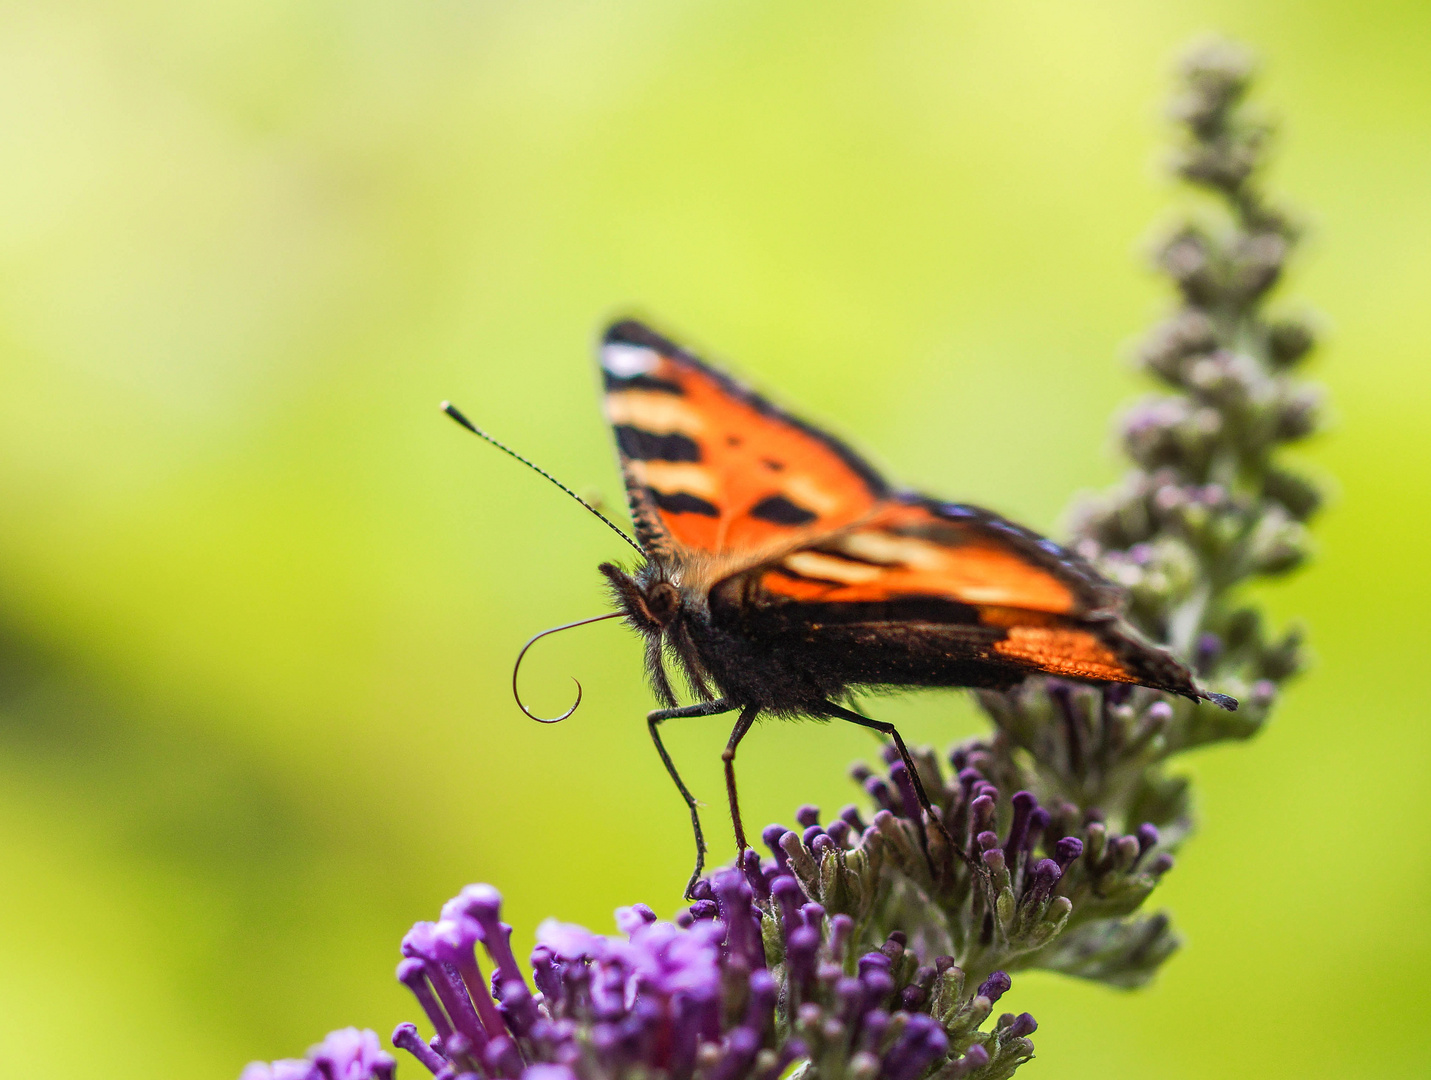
{"left": 1, "top": 2, "right": 1427, "bottom": 1077}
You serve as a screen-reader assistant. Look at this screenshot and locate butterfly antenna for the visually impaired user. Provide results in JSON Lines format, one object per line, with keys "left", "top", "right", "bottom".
{"left": 441, "top": 401, "right": 645, "bottom": 557}
{"left": 512, "top": 612, "right": 625, "bottom": 723}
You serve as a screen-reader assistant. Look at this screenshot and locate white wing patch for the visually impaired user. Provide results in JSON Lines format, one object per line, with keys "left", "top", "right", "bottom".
{"left": 602, "top": 343, "right": 660, "bottom": 376}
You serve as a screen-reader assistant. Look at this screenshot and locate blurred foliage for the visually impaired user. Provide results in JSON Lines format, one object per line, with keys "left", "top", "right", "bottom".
{"left": 0, "top": 3, "right": 1427, "bottom": 1079}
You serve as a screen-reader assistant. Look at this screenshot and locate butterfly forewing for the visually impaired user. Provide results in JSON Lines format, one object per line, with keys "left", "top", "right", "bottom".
{"left": 600, "top": 321, "right": 888, "bottom": 560}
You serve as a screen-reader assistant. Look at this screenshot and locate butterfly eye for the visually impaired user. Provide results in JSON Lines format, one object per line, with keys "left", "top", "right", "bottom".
{"left": 645, "top": 582, "right": 680, "bottom": 626}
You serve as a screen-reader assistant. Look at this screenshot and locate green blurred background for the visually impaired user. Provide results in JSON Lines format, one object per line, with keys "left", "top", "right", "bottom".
{"left": 0, "top": 2, "right": 1426, "bottom": 1077}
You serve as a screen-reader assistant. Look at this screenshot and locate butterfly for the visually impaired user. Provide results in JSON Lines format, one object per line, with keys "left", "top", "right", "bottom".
{"left": 447, "top": 319, "right": 1234, "bottom": 897}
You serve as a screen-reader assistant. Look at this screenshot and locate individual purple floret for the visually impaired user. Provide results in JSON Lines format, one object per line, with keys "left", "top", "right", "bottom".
{"left": 241, "top": 1028, "right": 395, "bottom": 1080}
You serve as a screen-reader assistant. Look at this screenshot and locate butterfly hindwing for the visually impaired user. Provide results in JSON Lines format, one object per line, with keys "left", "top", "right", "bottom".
{"left": 600, "top": 320, "right": 888, "bottom": 560}
{"left": 713, "top": 497, "right": 1198, "bottom": 695}
{"left": 750, "top": 497, "right": 1121, "bottom": 618}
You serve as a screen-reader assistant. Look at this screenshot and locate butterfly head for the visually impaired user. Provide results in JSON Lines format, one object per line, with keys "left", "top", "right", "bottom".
{"left": 598, "top": 561, "right": 682, "bottom": 634}
{"left": 598, "top": 560, "right": 710, "bottom": 707}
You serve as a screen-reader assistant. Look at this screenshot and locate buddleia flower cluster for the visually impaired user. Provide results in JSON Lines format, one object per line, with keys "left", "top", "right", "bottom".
{"left": 734, "top": 35, "right": 1321, "bottom": 1034}
{"left": 244, "top": 881, "right": 1032, "bottom": 1080}
{"left": 241, "top": 37, "right": 1321, "bottom": 1080}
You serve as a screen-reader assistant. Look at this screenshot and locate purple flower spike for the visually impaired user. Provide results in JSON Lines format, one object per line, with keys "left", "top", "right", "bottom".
{"left": 392, "top": 1023, "right": 446, "bottom": 1075}
{"left": 1054, "top": 836, "right": 1084, "bottom": 871}
{"left": 1024, "top": 858, "right": 1062, "bottom": 903}
{"left": 882, "top": 1013, "right": 949, "bottom": 1080}
{"left": 977, "top": 971, "right": 1012, "bottom": 1003}
{"left": 857, "top": 950, "right": 891, "bottom": 978}
{"left": 401, "top": 924, "right": 490, "bottom": 1050}
{"left": 495, "top": 978, "right": 540, "bottom": 1038}
{"left": 785, "top": 924, "right": 820, "bottom": 989}
{"left": 442, "top": 1030, "right": 478, "bottom": 1072}
{"left": 688, "top": 899, "right": 718, "bottom": 922}
{"left": 1003, "top": 791, "right": 1038, "bottom": 865}
{"left": 858, "top": 955, "right": 895, "bottom": 1005}
{"left": 811, "top": 833, "right": 837, "bottom": 859}
{"left": 762, "top": 824, "right": 793, "bottom": 876}
{"left": 796, "top": 804, "right": 821, "bottom": 828}
{"left": 739, "top": 847, "right": 771, "bottom": 902}
{"left": 771, "top": 876, "right": 806, "bottom": 935}
{"left": 899, "top": 981, "right": 927, "bottom": 1011}
{"left": 708, "top": 1026, "right": 761, "bottom": 1080}
{"left": 828, "top": 913, "right": 854, "bottom": 963}
{"left": 888, "top": 760, "right": 920, "bottom": 819}
{"left": 528, "top": 946, "right": 561, "bottom": 1005}
{"left": 745, "top": 969, "right": 778, "bottom": 1034}
{"left": 864, "top": 774, "right": 897, "bottom": 812}
{"left": 713, "top": 869, "right": 762, "bottom": 967}
{"left": 857, "top": 1009, "right": 890, "bottom": 1054}
{"left": 976, "top": 830, "right": 1000, "bottom": 851}
{"left": 615, "top": 904, "right": 658, "bottom": 934}
{"left": 970, "top": 794, "right": 997, "bottom": 835}
{"left": 951, "top": 1044, "right": 990, "bottom": 1077}
{"left": 834, "top": 976, "right": 865, "bottom": 1027}
{"left": 1150, "top": 852, "right": 1176, "bottom": 877}
{"left": 1136, "top": 823, "right": 1160, "bottom": 855}
{"left": 839, "top": 804, "right": 866, "bottom": 832}
{"left": 802, "top": 824, "right": 825, "bottom": 848}
{"left": 1008, "top": 1012, "right": 1038, "bottom": 1038}
{"left": 397, "top": 958, "right": 451, "bottom": 1040}
{"left": 1027, "top": 808, "right": 1051, "bottom": 849}
{"left": 432, "top": 918, "right": 507, "bottom": 1043}
{"left": 484, "top": 1035, "right": 525, "bottom": 1079}
{"left": 825, "top": 819, "right": 851, "bottom": 848}
{"left": 449, "top": 886, "right": 524, "bottom": 991}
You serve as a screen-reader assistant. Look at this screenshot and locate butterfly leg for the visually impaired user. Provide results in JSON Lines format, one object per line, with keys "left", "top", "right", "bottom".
{"left": 721, "top": 706, "right": 761, "bottom": 858}
{"left": 647, "top": 698, "right": 736, "bottom": 899}
{"left": 816, "top": 700, "right": 960, "bottom": 872}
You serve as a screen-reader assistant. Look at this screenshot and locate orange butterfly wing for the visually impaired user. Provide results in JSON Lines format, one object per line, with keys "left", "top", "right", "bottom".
{"left": 600, "top": 320, "right": 887, "bottom": 560}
